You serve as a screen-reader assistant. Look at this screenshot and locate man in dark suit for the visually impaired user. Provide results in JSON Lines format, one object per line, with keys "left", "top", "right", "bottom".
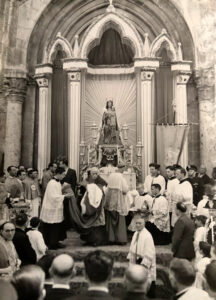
{"left": 172, "top": 202, "right": 195, "bottom": 261}
{"left": 45, "top": 254, "right": 75, "bottom": 300}
{"left": 59, "top": 159, "right": 77, "bottom": 194}
{"left": 13, "top": 213, "right": 37, "bottom": 266}
{"left": 67, "top": 250, "right": 117, "bottom": 300}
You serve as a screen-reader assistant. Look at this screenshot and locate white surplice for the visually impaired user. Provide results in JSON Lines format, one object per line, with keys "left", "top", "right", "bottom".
{"left": 172, "top": 179, "right": 193, "bottom": 226}
{"left": 40, "top": 179, "right": 65, "bottom": 223}
{"left": 127, "top": 227, "right": 156, "bottom": 282}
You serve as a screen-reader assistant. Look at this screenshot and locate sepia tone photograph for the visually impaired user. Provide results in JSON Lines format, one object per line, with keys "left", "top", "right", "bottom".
{"left": 0, "top": 0, "right": 216, "bottom": 299}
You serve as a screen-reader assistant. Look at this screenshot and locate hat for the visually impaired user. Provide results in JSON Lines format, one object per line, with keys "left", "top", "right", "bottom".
{"left": 186, "top": 165, "right": 197, "bottom": 172}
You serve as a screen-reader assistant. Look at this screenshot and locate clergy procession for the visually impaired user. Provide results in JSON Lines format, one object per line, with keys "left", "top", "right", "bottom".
{"left": 1, "top": 159, "right": 216, "bottom": 300}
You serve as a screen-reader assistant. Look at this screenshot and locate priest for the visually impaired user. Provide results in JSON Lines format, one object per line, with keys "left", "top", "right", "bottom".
{"left": 40, "top": 167, "right": 73, "bottom": 249}
{"left": 172, "top": 167, "right": 193, "bottom": 226}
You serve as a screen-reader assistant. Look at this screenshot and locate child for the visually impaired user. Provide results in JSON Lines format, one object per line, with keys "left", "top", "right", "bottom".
{"left": 27, "top": 217, "right": 47, "bottom": 261}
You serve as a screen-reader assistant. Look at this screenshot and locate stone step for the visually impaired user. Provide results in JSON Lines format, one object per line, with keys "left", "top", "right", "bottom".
{"left": 69, "top": 266, "right": 173, "bottom": 298}
{"left": 51, "top": 245, "right": 172, "bottom": 267}
{"left": 74, "top": 261, "right": 170, "bottom": 283}
{"left": 75, "top": 261, "right": 128, "bottom": 277}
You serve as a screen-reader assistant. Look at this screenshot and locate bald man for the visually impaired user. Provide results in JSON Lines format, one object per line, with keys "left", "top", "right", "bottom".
{"left": 123, "top": 264, "right": 150, "bottom": 300}
{"left": 45, "top": 254, "right": 75, "bottom": 300}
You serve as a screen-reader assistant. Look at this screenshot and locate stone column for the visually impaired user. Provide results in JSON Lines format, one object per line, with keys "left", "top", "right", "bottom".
{"left": 174, "top": 72, "right": 190, "bottom": 168}
{"left": 36, "top": 77, "right": 51, "bottom": 179}
{"left": 196, "top": 67, "right": 216, "bottom": 173}
{"left": 4, "top": 77, "right": 27, "bottom": 169}
{"left": 140, "top": 70, "right": 155, "bottom": 177}
{"left": 67, "top": 71, "right": 81, "bottom": 174}
{"left": 21, "top": 77, "right": 36, "bottom": 167}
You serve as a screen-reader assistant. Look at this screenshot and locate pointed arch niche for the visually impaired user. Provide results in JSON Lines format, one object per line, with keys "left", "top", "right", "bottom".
{"left": 34, "top": 3, "right": 193, "bottom": 177}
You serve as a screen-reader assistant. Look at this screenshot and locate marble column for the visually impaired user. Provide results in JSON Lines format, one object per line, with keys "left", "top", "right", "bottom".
{"left": 36, "top": 77, "right": 51, "bottom": 179}
{"left": 4, "top": 77, "right": 27, "bottom": 169}
{"left": 174, "top": 72, "right": 190, "bottom": 168}
{"left": 140, "top": 70, "right": 155, "bottom": 177}
{"left": 67, "top": 71, "right": 81, "bottom": 174}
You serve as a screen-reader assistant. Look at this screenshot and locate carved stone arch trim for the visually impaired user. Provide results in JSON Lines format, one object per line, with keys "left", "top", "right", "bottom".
{"left": 79, "top": 13, "right": 143, "bottom": 59}
{"left": 45, "top": 33, "right": 73, "bottom": 63}
{"left": 150, "top": 30, "right": 177, "bottom": 61}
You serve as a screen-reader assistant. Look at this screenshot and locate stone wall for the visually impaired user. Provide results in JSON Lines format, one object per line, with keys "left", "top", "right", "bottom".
{"left": 0, "top": 0, "right": 216, "bottom": 172}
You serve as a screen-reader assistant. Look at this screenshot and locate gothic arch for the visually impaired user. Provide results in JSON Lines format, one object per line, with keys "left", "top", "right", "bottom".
{"left": 79, "top": 12, "right": 143, "bottom": 59}
{"left": 150, "top": 29, "right": 177, "bottom": 61}
{"left": 45, "top": 33, "right": 73, "bottom": 63}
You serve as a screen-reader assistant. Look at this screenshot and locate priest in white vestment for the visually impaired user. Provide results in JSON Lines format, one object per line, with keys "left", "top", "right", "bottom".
{"left": 165, "top": 166, "right": 179, "bottom": 213}
{"left": 172, "top": 167, "right": 193, "bottom": 226}
{"left": 145, "top": 184, "right": 170, "bottom": 245}
{"left": 40, "top": 167, "right": 73, "bottom": 249}
{"left": 127, "top": 212, "right": 156, "bottom": 287}
{"left": 144, "top": 163, "right": 165, "bottom": 195}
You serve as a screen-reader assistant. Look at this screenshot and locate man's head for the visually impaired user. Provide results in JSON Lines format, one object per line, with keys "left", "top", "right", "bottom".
{"left": 12, "top": 265, "right": 45, "bottom": 300}
{"left": 199, "top": 241, "right": 211, "bottom": 258}
{"left": 49, "top": 254, "right": 74, "bottom": 284}
{"left": 166, "top": 166, "right": 175, "bottom": 178}
{"left": 175, "top": 202, "right": 187, "bottom": 217}
{"left": 59, "top": 159, "right": 68, "bottom": 170}
{"left": 135, "top": 215, "right": 146, "bottom": 232}
{"left": 30, "top": 217, "right": 40, "bottom": 229}
{"left": 151, "top": 183, "right": 161, "bottom": 196}
{"left": 0, "top": 221, "right": 15, "bottom": 241}
{"left": 195, "top": 215, "right": 207, "bottom": 228}
{"left": 212, "top": 167, "right": 216, "bottom": 180}
{"left": 137, "top": 183, "right": 145, "bottom": 195}
{"left": 7, "top": 166, "right": 17, "bottom": 177}
{"left": 48, "top": 163, "right": 57, "bottom": 174}
{"left": 84, "top": 250, "right": 113, "bottom": 285}
{"left": 169, "top": 258, "right": 196, "bottom": 292}
{"left": 186, "top": 165, "right": 197, "bottom": 178}
{"left": 55, "top": 167, "right": 66, "bottom": 181}
{"left": 90, "top": 167, "right": 99, "bottom": 181}
{"left": 124, "top": 264, "right": 150, "bottom": 293}
{"left": 17, "top": 170, "right": 26, "bottom": 181}
{"left": 205, "top": 260, "right": 216, "bottom": 298}
{"left": 210, "top": 243, "right": 216, "bottom": 260}
{"left": 175, "top": 167, "right": 186, "bottom": 181}
{"left": 149, "top": 163, "right": 160, "bottom": 177}
{"left": 15, "top": 213, "right": 28, "bottom": 229}
{"left": 199, "top": 165, "right": 207, "bottom": 175}
{"left": 0, "top": 172, "right": 6, "bottom": 183}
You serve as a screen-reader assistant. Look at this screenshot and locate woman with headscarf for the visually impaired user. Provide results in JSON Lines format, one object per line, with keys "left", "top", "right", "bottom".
{"left": 105, "top": 171, "right": 130, "bottom": 245}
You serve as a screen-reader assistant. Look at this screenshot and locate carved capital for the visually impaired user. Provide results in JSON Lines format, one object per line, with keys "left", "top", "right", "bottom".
{"left": 68, "top": 72, "right": 81, "bottom": 82}
{"left": 36, "top": 77, "right": 49, "bottom": 88}
{"left": 141, "top": 70, "right": 154, "bottom": 81}
{"left": 4, "top": 77, "right": 27, "bottom": 103}
{"left": 176, "top": 73, "right": 190, "bottom": 85}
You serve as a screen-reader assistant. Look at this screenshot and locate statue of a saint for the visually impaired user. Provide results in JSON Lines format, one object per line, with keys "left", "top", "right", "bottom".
{"left": 98, "top": 99, "right": 122, "bottom": 145}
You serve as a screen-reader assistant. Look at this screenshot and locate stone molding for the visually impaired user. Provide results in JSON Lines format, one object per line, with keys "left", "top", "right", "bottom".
{"left": 150, "top": 29, "right": 177, "bottom": 61}
{"left": 68, "top": 72, "right": 81, "bottom": 82}
{"left": 4, "top": 77, "right": 27, "bottom": 103}
{"left": 36, "top": 77, "right": 49, "bottom": 88}
{"left": 176, "top": 73, "right": 191, "bottom": 85}
{"left": 141, "top": 70, "right": 154, "bottom": 81}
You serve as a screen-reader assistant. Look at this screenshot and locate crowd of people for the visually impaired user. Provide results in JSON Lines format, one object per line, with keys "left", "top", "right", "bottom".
{"left": 1, "top": 159, "right": 216, "bottom": 299}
